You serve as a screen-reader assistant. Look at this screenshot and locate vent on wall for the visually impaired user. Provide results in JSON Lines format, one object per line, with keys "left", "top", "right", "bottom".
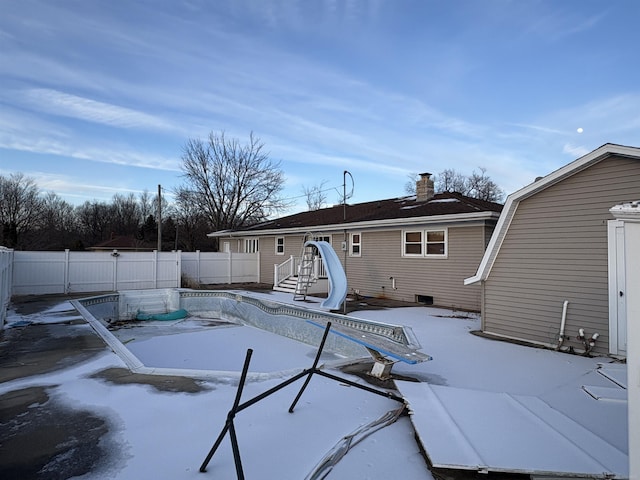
{"left": 415, "top": 294, "right": 433, "bottom": 305}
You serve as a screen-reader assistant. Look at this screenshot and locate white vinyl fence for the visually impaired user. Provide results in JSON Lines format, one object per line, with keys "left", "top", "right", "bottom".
{"left": 9, "top": 250, "right": 259, "bottom": 296}
{"left": 181, "top": 251, "right": 260, "bottom": 284}
{"left": 0, "top": 247, "right": 13, "bottom": 328}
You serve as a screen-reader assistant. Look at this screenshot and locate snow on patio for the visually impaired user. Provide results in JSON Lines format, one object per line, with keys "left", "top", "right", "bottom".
{"left": 1, "top": 291, "right": 629, "bottom": 479}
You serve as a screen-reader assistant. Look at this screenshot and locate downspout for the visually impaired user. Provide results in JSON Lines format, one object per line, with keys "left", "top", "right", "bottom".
{"left": 556, "top": 300, "right": 569, "bottom": 350}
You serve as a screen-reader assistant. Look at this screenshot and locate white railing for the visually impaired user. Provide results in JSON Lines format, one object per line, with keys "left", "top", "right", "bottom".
{"left": 273, "top": 255, "right": 327, "bottom": 287}
{"left": 0, "top": 247, "right": 13, "bottom": 328}
{"left": 315, "top": 256, "right": 327, "bottom": 278}
{"left": 10, "top": 250, "right": 259, "bottom": 296}
{"left": 274, "top": 255, "right": 297, "bottom": 286}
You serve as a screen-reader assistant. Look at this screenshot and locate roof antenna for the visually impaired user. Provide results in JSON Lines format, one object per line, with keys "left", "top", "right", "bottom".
{"left": 343, "top": 170, "right": 354, "bottom": 221}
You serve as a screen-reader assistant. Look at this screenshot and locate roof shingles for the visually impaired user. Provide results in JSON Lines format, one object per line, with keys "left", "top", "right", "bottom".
{"left": 242, "top": 192, "right": 502, "bottom": 232}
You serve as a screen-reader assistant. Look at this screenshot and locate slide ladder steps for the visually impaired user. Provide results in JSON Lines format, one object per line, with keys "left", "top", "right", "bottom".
{"left": 293, "top": 245, "right": 315, "bottom": 301}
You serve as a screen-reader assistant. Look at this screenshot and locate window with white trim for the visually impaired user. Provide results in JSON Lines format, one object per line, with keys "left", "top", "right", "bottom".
{"left": 244, "top": 238, "right": 259, "bottom": 253}
{"left": 403, "top": 231, "right": 423, "bottom": 256}
{"left": 313, "top": 235, "right": 331, "bottom": 244}
{"left": 425, "top": 229, "right": 447, "bottom": 256}
{"left": 275, "top": 237, "right": 285, "bottom": 255}
{"left": 402, "top": 229, "right": 447, "bottom": 257}
{"left": 350, "top": 232, "right": 361, "bottom": 257}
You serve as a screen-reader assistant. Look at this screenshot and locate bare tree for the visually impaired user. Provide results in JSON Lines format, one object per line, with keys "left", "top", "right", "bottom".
{"left": 179, "top": 131, "right": 288, "bottom": 231}
{"left": 465, "top": 167, "right": 505, "bottom": 202}
{"left": 138, "top": 189, "right": 154, "bottom": 224}
{"left": 405, "top": 168, "right": 504, "bottom": 202}
{"left": 404, "top": 173, "right": 420, "bottom": 195}
{"left": 32, "top": 192, "right": 78, "bottom": 249}
{"left": 174, "top": 188, "right": 212, "bottom": 251}
{"left": 435, "top": 169, "right": 468, "bottom": 194}
{"left": 302, "top": 180, "right": 329, "bottom": 211}
{"left": 76, "top": 200, "right": 114, "bottom": 245}
{"left": 0, "top": 173, "right": 45, "bottom": 248}
{"left": 112, "top": 193, "right": 141, "bottom": 236}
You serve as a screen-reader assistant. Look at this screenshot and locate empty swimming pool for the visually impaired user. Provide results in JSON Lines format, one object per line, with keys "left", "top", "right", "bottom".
{"left": 72, "top": 289, "right": 424, "bottom": 380}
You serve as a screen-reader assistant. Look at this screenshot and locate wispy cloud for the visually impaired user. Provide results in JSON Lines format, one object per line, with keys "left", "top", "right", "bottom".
{"left": 23, "top": 89, "right": 174, "bottom": 131}
{"left": 524, "top": 8, "right": 607, "bottom": 42}
{"left": 0, "top": 135, "right": 180, "bottom": 172}
{"left": 509, "top": 123, "right": 567, "bottom": 136}
{"left": 534, "top": 93, "right": 640, "bottom": 142}
{"left": 29, "top": 171, "right": 143, "bottom": 199}
{"left": 562, "top": 143, "right": 590, "bottom": 158}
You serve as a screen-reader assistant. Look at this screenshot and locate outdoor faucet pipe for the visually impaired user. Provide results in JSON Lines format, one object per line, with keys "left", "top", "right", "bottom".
{"left": 587, "top": 332, "right": 600, "bottom": 355}
{"left": 557, "top": 300, "right": 569, "bottom": 349}
{"left": 389, "top": 277, "right": 397, "bottom": 290}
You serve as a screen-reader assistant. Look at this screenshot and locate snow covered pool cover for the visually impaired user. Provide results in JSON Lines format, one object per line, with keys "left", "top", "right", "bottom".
{"left": 398, "top": 381, "right": 629, "bottom": 478}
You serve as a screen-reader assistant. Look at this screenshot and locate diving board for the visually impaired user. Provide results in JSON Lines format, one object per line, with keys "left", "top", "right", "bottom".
{"left": 307, "top": 318, "right": 431, "bottom": 378}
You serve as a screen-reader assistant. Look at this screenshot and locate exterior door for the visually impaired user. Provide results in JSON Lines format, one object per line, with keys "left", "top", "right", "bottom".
{"left": 607, "top": 220, "right": 627, "bottom": 355}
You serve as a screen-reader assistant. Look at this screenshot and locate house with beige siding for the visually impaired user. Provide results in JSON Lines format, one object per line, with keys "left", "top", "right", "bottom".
{"left": 465, "top": 143, "right": 640, "bottom": 357}
{"left": 209, "top": 174, "right": 502, "bottom": 311}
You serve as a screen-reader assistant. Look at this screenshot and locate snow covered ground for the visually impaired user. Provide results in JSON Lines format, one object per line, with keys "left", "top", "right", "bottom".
{"left": 1, "top": 291, "right": 629, "bottom": 479}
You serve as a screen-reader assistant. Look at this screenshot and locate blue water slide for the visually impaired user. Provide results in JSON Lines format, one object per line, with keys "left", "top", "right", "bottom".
{"left": 304, "top": 240, "right": 347, "bottom": 310}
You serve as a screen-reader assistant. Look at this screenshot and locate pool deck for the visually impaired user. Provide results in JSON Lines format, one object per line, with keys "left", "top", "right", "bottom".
{"left": 0, "top": 290, "right": 630, "bottom": 480}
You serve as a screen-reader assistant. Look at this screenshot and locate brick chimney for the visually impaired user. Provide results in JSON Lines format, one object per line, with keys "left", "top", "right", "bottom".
{"left": 416, "top": 172, "right": 434, "bottom": 202}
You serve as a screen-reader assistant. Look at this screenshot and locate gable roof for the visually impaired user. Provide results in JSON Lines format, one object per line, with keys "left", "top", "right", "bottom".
{"left": 465, "top": 143, "right": 640, "bottom": 286}
{"left": 208, "top": 191, "right": 503, "bottom": 238}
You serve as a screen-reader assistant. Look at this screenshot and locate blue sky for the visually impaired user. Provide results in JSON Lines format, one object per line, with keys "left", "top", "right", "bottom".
{"left": 1, "top": 0, "right": 639, "bottom": 213}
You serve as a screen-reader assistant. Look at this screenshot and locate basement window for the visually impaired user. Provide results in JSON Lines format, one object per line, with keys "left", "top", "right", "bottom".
{"left": 416, "top": 295, "right": 434, "bottom": 305}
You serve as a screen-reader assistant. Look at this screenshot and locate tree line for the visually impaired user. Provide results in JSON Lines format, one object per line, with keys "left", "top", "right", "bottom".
{"left": 404, "top": 167, "right": 505, "bottom": 202}
{"left": 0, "top": 172, "right": 212, "bottom": 251}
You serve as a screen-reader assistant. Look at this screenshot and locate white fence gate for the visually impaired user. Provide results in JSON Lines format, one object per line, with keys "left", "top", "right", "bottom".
{"left": 9, "top": 250, "right": 259, "bottom": 296}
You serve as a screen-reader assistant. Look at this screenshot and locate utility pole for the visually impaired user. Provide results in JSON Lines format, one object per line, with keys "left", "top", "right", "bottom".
{"left": 157, "top": 184, "right": 162, "bottom": 252}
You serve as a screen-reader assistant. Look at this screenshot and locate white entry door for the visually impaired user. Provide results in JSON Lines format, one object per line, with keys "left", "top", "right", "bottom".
{"left": 607, "top": 220, "right": 627, "bottom": 355}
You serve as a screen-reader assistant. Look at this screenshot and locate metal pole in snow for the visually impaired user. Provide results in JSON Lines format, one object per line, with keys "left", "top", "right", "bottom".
{"left": 157, "top": 184, "right": 162, "bottom": 252}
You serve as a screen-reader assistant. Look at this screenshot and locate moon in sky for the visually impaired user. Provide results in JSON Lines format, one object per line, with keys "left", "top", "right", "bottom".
{"left": 577, "top": 127, "right": 584, "bottom": 134}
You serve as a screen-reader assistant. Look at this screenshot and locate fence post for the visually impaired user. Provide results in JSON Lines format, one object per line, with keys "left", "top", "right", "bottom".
{"left": 176, "top": 250, "right": 182, "bottom": 288}
{"left": 273, "top": 264, "right": 278, "bottom": 286}
{"left": 0, "top": 247, "right": 14, "bottom": 329}
{"left": 153, "top": 250, "right": 158, "bottom": 289}
{"left": 64, "top": 249, "right": 70, "bottom": 293}
{"left": 113, "top": 251, "right": 118, "bottom": 291}
{"left": 196, "top": 250, "right": 201, "bottom": 283}
{"left": 227, "top": 251, "right": 232, "bottom": 284}
{"left": 256, "top": 251, "right": 260, "bottom": 283}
